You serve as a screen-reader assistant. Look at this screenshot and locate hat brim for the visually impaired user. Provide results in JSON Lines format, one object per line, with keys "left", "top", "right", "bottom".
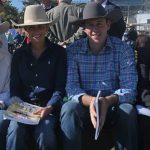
{"left": 0, "top": 21, "right": 10, "bottom": 34}
{"left": 11, "top": 16, "right": 60, "bottom": 27}
{"left": 73, "top": 9, "right": 122, "bottom": 27}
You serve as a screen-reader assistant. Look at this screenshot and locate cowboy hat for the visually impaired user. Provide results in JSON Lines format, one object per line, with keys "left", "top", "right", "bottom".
{"left": 73, "top": 2, "right": 122, "bottom": 26}
{"left": 12, "top": 5, "right": 59, "bottom": 27}
{"left": 0, "top": 21, "right": 10, "bottom": 34}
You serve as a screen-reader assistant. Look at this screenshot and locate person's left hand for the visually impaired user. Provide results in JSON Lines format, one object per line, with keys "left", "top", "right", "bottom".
{"left": 99, "top": 97, "right": 109, "bottom": 130}
{"left": 34, "top": 105, "right": 53, "bottom": 119}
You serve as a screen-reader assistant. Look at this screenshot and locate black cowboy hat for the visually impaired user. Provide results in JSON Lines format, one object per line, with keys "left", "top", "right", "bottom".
{"left": 73, "top": 2, "right": 122, "bottom": 26}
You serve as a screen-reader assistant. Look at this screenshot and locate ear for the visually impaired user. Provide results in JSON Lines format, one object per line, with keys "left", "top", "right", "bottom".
{"left": 106, "top": 20, "right": 111, "bottom": 30}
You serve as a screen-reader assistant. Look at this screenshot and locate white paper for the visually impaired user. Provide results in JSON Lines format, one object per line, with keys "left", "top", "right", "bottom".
{"left": 3, "top": 111, "right": 40, "bottom": 125}
{"left": 136, "top": 105, "right": 150, "bottom": 117}
{"left": 94, "top": 90, "right": 101, "bottom": 140}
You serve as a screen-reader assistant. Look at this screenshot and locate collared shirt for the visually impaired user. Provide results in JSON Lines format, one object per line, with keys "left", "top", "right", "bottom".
{"left": 66, "top": 36, "right": 137, "bottom": 103}
{"left": 10, "top": 38, "right": 67, "bottom": 108}
{"left": 0, "top": 34, "right": 11, "bottom": 106}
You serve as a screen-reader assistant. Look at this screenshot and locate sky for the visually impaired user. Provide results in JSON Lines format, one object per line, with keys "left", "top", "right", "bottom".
{"left": 11, "top": 0, "right": 24, "bottom": 11}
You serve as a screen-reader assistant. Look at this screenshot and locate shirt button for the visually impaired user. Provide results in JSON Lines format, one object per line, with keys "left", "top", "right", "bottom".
{"left": 35, "top": 74, "right": 38, "bottom": 77}
{"left": 30, "top": 63, "right": 33, "bottom": 66}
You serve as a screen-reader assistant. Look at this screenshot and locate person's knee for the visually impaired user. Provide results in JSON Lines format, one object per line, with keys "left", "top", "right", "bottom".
{"left": 61, "top": 101, "right": 79, "bottom": 119}
{"left": 37, "top": 132, "right": 57, "bottom": 149}
{"left": 118, "top": 103, "right": 137, "bottom": 127}
{"left": 119, "top": 103, "right": 136, "bottom": 116}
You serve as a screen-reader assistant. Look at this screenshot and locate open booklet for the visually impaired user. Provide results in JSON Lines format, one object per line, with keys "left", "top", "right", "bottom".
{"left": 94, "top": 90, "right": 101, "bottom": 140}
{"left": 3, "top": 97, "right": 43, "bottom": 125}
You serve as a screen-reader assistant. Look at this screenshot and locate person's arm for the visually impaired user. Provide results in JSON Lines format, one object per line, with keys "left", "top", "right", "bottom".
{"left": 114, "top": 43, "right": 138, "bottom": 103}
{"left": 109, "top": 17, "right": 126, "bottom": 39}
{"left": 62, "top": 27, "right": 86, "bottom": 46}
{"left": 65, "top": 44, "right": 86, "bottom": 101}
{"left": 47, "top": 47, "right": 67, "bottom": 107}
{"left": 106, "top": 2, "right": 126, "bottom": 39}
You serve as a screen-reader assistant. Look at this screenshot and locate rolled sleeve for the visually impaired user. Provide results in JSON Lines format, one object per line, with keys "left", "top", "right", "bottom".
{"left": 115, "top": 44, "right": 138, "bottom": 103}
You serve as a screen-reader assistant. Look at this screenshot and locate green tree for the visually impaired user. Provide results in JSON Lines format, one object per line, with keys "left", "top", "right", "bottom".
{"left": 0, "top": 1, "right": 22, "bottom": 24}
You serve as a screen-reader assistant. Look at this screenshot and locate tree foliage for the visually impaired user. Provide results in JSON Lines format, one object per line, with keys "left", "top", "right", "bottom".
{"left": 0, "top": 0, "right": 22, "bottom": 24}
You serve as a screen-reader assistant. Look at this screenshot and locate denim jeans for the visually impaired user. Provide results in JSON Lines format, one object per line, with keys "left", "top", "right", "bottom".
{"left": 7, "top": 114, "right": 59, "bottom": 150}
{"left": 0, "top": 110, "right": 10, "bottom": 150}
{"left": 60, "top": 100, "right": 138, "bottom": 150}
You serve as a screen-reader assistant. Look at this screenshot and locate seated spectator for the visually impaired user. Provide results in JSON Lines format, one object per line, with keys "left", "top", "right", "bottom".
{"left": 40, "top": 0, "right": 54, "bottom": 12}
{"left": 60, "top": 2, "right": 138, "bottom": 150}
{"left": 0, "top": 21, "right": 11, "bottom": 150}
{"left": 136, "top": 34, "right": 150, "bottom": 150}
{"left": 13, "top": 31, "right": 23, "bottom": 48}
{"left": 7, "top": 5, "right": 66, "bottom": 150}
{"left": 126, "top": 25, "right": 138, "bottom": 49}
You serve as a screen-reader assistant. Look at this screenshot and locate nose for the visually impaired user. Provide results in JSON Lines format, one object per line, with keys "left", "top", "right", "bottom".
{"left": 91, "top": 24, "right": 99, "bottom": 32}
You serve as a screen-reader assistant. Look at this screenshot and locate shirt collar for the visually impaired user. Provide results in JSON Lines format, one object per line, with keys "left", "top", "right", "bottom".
{"left": 101, "top": 0, "right": 107, "bottom": 8}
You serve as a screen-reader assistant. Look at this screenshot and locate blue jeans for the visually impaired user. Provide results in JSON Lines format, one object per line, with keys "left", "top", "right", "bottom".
{"left": 0, "top": 110, "right": 10, "bottom": 150}
{"left": 60, "top": 101, "right": 138, "bottom": 150}
{"left": 7, "top": 115, "right": 59, "bottom": 150}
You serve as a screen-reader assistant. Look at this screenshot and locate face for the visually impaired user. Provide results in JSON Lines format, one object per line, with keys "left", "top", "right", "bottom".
{"left": 24, "top": 24, "right": 49, "bottom": 43}
{"left": 84, "top": 18, "right": 110, "bottom": 45}
{"left": 94, "top": 0, "right": 106, "bottom": 4}
{"left": 41, "top": 0, "right": 51, "bottom": 7}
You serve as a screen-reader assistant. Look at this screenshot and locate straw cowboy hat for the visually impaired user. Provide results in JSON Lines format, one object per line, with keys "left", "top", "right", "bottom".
{"left": 0, "top": 21, "right": 10, "bottom": 34}
{"left": 73, "top": 2, "right": 122, "bottom": 26}
{"left": 12, "top": 5, "right": 59, "bottom": 27}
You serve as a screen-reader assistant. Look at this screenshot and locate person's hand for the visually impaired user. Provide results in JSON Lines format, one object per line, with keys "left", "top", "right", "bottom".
{"left": 89, "top": 97, "right": 109, "bottom": 130}
{"left": 99, "top": 97, "right": 109, "bottom": 130}
{"left": 58, "top": 41, "right": 66, "bottom": 48}
{"left": 89, "top": 98, "right": 97, "bottom": 128}
{"left": 34, "top": 105, "right": 53, "bottom": 119}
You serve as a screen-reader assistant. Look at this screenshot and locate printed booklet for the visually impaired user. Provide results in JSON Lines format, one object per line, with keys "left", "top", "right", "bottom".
{"left": 3, "top": 97, "right": 42, "bottom": 125}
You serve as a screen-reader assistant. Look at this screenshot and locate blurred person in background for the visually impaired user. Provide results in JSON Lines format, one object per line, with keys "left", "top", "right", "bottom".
{"left": 46, "top": 0, "right": 86, "bottom": 47}
{"left": 136, "top": 34, "right": 150, "bottom": 150}
{"left": 40, "top": 0, "right": 55, "bottom": 12}
{"left": 126, "top": 25, "right": 138, "bottom": 49}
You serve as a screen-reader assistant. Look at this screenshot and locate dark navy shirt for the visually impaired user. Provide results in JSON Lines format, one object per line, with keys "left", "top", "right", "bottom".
{"left": 10, "top": 38, "right": 67, "bottom": 108}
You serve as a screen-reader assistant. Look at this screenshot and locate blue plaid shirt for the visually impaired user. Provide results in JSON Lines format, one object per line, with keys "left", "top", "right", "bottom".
{"left": 66, "top": 36, "right": 138, "bottom": 103}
